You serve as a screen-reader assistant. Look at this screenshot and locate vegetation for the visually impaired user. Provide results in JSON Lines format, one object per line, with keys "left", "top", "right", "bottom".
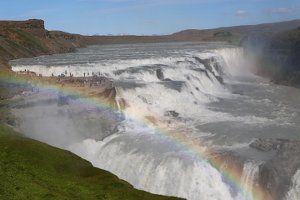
{"left": 0, "top": 124, "right": 181, "bottom": 200}
{"left": 13, "top": 29, "right": 48, "bottom": 53}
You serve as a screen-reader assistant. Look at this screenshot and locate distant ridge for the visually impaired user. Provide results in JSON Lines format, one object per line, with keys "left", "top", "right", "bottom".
{"left": 174, "top": 19, "right": 300, "bottom": 35}
{"left": 170, "top": 19, "right": 300, "bottom": 43}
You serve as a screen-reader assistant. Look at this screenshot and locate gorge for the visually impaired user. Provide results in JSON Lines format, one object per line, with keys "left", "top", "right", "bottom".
{"left": 1, "top": 19, "right": 300, "bottom": 200}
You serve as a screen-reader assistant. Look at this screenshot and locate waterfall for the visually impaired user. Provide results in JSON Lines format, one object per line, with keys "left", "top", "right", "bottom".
{"left": 11, "top": 44, "right": 262, "bottom": 200}
{"left": 239, "top": 161, "right": 260, "bottom": 199}
{"left": 286, "top": 170, "right": 300, "bottom": 200}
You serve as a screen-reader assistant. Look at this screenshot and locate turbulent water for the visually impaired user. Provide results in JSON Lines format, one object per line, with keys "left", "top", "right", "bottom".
{"left": 10, "top": 42, "right": 300, "bottom": 200}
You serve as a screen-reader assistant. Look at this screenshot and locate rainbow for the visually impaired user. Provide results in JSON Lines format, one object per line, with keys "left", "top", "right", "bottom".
{"left": 0, "top": 71, "right": 273, "bottom": 200}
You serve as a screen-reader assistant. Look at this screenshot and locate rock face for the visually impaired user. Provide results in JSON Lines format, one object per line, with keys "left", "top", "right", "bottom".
{"left": 0, "top": 19, "right": 45, "bottom": 32}
{"left": 255, "top": 140, "right": 300, "bottom": 200}
{"left": 0, "top": 19, "right": 46, "bottom": 38}
{"left": 193, "top": 56, "right": 224, "bottom": 84}
{"left": 156, "top": 68, "right": 164, "bottom": 80}
{"left": 249, "top": 138, "right": 288, "bottom": 152}
{"left": 56, "top": 76, "right": 122, "bottom": 110}
{"left": 0, "top": 19, "right": 86, "bottom": 63}
{"left": 164, "top": 110, "right": 179, "bottom": 117}
{"left": 265, "top": 27, "right": 300, "bottom": 86}
{"left": 242, "top": 26, "right": 300, "bottom": 87}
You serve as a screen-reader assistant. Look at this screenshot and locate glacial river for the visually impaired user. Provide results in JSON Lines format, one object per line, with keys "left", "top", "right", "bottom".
{"left": 10, "top": 42, "right": 300, "bottom": 200}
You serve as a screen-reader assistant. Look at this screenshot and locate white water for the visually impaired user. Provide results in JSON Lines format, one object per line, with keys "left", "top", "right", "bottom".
{"left": 70, "top": 136, "right": 235, "bottom": 200}
{"left": 286, "top": 170, "right": 300, "bottom": 200}
{"left": 239, "top": 161, "right": 260, "bottom": 199}
{"left": 10, "top": 42, "right": 300, "bottom": 200}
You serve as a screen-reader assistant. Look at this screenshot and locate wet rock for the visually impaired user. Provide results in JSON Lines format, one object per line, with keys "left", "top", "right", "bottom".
{"left": 249, "top": 138, "right": 288, "bottom": 152}
{"left": 250, "top": 138, "right": 276, "bottom": 152}
{"left": 215, "top": 76, "right": 224, "bottom": 84}
{"left": 156, "top": 68, "right": 164, "bottom": 80}
{"left": 257, "top": 140, "right": 300, "bottom": 200}
{"left": 193, "top": 56, "right": 224, "bottom": 83}
{"left": 164, "top": 110, "right": 179, "bottom": 117}
{"left": 138, "top": 95, "right": 153, "bottom": 105}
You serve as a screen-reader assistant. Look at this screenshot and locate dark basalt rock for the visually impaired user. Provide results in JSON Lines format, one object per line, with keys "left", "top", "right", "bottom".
{"left": 257, "top": 140, "right": 300, "bottom": 200}
{"left": 193, "top": 56, "right": 224, "bottom": 84}
{"left": 215, "top": 76, "right": 224, "bottom": 84}
{"left": 249, "top": 138, "right": 289, "bottom": 152}
{"left": 164, "top": 110, "right": 179, "bottom": 118}
{"left": 250, "top": 138, "right": 274, "bottom": 152}
{"left": 156, "top": 68, "right": 164, "bottom": 80}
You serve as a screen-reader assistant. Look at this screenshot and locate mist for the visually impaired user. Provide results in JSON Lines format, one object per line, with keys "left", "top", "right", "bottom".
{"left": 12, "top": 91, "right": 121, "bottom": 150}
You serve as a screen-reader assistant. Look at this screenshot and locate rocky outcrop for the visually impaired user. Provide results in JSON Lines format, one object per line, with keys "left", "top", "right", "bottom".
{"left": 56, "top": 76, "right": 122, "bottom": 110}
{"left": 0, "top": 19, "right": 45, "bottom": 35}
{"left": 247, "top": 138, "right": 300, "bottom": 200}
{"left": 156, "top": 68, "right": 164, "bottom": 80}
{"left": 193, "top": 56, "right": 224, "bottom": 84}
{"left": 164, "top": 110, "right": 179, "bottom": 117}
{"left": 0, "top": 19, "right": 85, "bottom": 64}
{"left": 0, "top": 19, "right": 48, "bottom": 40}
{"left": 249, "top": 138, "right": 288, "bottom": 152}
{"left": 0, "top": 19, "right": 44, "bottom": 30}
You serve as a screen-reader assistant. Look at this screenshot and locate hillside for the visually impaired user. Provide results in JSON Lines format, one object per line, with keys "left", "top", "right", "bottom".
{"left": 0, "top": 124, "right": 180, "bottom": 200}
{"left": 0, "top": 19, "right": 84, "bottom": 62}
{"left": 172, "top": 19, "right": 300, "bottom": 44}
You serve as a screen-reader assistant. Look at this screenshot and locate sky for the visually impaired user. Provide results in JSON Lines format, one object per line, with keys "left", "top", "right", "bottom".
{"left": 0, "top": 0, "right": 300, "bottom": 35}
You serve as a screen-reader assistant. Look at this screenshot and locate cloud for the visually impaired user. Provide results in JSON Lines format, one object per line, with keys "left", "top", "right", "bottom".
{"left": 235, "top": 10, "right": 247, "bottom": 17}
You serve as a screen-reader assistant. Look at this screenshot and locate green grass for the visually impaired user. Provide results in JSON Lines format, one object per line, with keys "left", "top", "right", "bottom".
{"left": 0, "top": 124, "right": 181, "bottom": 200}
{"left": 14, "top": 29, "right": 48, "bottom": 53}
{"left": 0, "top": 84, "right": 14, "bottom": 125}
{"left": 0, "top": 87, "right": 9, "bottom": 100}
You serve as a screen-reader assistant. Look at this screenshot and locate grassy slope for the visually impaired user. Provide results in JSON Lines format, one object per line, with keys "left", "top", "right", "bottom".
{"left": 0, "top": 124, "right": 181, "bottom": 200}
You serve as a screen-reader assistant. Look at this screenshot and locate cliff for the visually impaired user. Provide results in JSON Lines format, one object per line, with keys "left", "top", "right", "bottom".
{"left": 264, "top": 27, "right": 300, "bottom": 86}
{"left": 0, "top": 19, "right": 85, "bottom": 65}
{"left": 0, "top": 19, "right": 45, "bottom": 37}
{"left": 243, "top": 26, "right": 300, "bottom": 87}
